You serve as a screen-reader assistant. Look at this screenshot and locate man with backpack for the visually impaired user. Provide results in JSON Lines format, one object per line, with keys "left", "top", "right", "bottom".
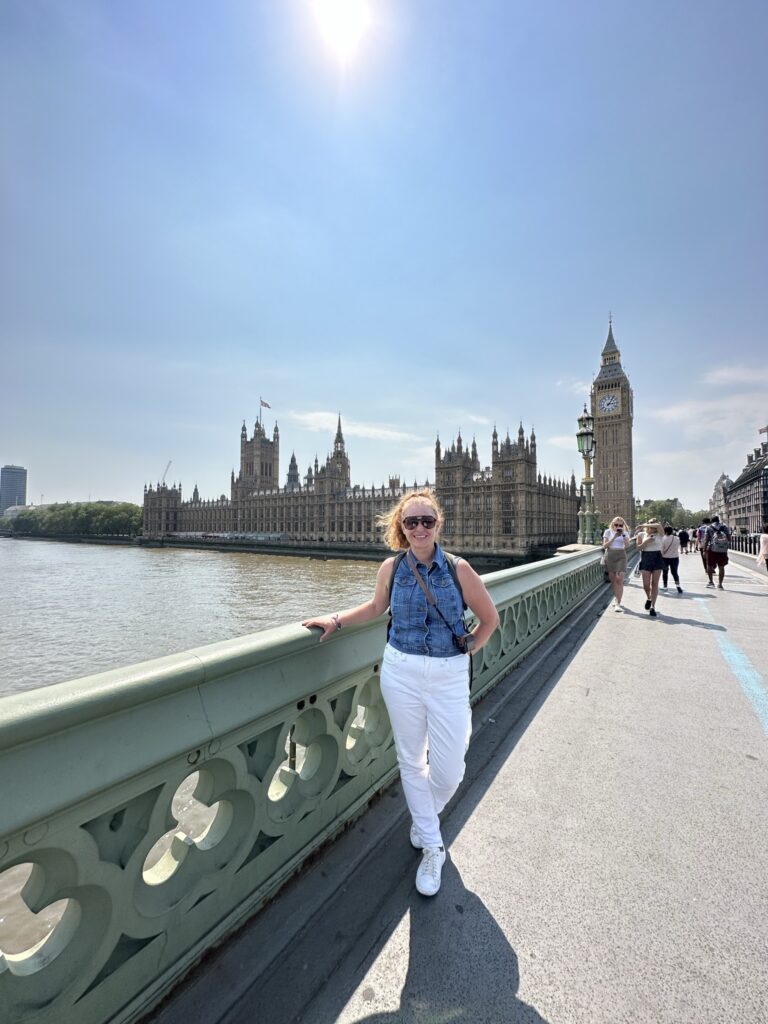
{"left": 704, "top": 515, "right": 731, "bottom": 589}
{"left": 697, "top": 517, "right": 711, "bottom": 576}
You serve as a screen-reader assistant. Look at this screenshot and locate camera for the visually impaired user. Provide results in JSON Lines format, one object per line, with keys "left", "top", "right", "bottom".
{"left": 454, "top": 633, "right": 476, "bottom": 653}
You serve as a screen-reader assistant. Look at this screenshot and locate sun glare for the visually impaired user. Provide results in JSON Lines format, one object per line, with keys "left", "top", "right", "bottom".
{"left": 313, "top": 0, "right": 372, "bottom": 63}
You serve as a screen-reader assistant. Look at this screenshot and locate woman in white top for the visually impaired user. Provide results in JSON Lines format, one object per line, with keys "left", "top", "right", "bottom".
{"left": 637, "top": 519, "right": 665, "bottom": 617}
{"left": 757, "top": 524, "right": 768, "bottom": 574}
{"left": 602, "top": 516, "right": 630, "bottom": 611}
{"left": 660, "top": 525, "right": 683, "bottom": 594}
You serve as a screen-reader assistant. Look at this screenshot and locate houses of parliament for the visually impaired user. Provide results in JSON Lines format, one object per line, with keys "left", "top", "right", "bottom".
{"left": 143, "top": 326, "right": 635, "bottom": 556}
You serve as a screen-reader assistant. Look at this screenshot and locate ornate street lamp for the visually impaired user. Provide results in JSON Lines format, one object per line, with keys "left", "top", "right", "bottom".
{"left": 576, "top": 404, "right": 600, "bottom": 544}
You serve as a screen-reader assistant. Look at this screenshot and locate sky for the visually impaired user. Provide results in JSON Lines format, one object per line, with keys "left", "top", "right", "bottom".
{"left": 2, "top": 0, "right": 766, "bottom": 513}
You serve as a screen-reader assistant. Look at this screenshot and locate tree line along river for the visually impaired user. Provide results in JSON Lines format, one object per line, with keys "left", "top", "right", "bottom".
{"left": 0, "top": 538, "right": 381, "bottom": 697}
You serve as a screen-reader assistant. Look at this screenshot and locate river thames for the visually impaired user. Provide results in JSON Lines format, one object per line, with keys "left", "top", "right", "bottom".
{"left": 0, "top": 538, "right": 381, "bottom": 696}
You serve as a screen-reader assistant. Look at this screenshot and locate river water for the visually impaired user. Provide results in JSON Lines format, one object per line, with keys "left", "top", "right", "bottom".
{"left": 0, "top": 537, "right": 381, "bottom": 696}
{"left": 0, "top": 538, "right": 383, "bottom": 953}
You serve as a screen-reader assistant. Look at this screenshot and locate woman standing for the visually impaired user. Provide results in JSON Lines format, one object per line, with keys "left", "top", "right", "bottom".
{"left": 602, "top": 516, "right": 630, "bottom": 611}
{"left": 302, "top": 491, "right": 499, "bottom": 897}
{"left": 660, "top": 526, "right": 683, "bottom": 594}
{"left": 757, "top": 524, "right": 768, "bottom": 574}
{"left": 637, "top": 519, "right": 665, "bottom": 617}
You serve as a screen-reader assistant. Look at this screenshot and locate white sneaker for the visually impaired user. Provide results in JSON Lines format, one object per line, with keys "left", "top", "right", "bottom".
{"left": 416, "top": 846, "right": 446, "bottom": 896}
{"left": 410, "top": 823, "right": 423, "bottom": 850}
{"left": 614, "top": 603, "right": 623, "bottom": 612}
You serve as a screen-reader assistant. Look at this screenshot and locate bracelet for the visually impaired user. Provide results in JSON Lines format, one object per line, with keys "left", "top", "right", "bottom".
{"left": 331, "top": 614, "right": 343, "bottom": 632}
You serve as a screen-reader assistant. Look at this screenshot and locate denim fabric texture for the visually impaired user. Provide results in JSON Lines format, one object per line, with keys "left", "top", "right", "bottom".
{"left": 388, "top": 544, "right": 467, "bottom": 657}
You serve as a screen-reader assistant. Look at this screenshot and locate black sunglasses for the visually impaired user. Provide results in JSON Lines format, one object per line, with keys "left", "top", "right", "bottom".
{"left": 402, "top": 516, "right": 437, "bottom": 530}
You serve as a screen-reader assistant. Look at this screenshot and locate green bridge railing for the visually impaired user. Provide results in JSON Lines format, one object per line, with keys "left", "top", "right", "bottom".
{"left": 0, "top": 546, "right": 604, "bottom": 1024}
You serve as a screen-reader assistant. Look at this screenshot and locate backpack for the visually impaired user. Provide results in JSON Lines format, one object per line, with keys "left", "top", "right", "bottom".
{"left": 709, "top": 524, "right": 730, "bottom": 553}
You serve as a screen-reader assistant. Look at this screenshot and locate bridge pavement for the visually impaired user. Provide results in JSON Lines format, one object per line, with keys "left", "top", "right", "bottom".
{"left": 150, "top": 553, "right": 768, "bottom": 1024}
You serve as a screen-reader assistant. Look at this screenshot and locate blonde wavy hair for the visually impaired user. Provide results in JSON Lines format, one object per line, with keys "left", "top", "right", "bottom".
{"left": 378, "top": 490, "right": 443, "bottom": 551}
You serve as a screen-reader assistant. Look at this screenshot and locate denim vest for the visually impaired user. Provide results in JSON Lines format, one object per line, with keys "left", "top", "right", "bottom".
{"left": 388, "top": 545, "right": 467, "bottom": 657}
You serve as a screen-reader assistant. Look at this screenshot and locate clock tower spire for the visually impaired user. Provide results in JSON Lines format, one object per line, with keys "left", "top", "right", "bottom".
{"left": 590, "top": 318, "right": 635, "bottom": 528}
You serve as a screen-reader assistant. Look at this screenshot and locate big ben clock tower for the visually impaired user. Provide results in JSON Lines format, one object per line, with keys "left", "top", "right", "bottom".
{"left": 591, "top": 319, "right": 635, "bottom": 527}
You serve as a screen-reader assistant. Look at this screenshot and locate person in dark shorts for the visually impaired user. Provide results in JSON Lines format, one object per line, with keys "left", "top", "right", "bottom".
{"left": 637, "top": 520, "right": 665, "bottom": 617}
{"left": 704, "top": 515, "right": 731, "bottom": 589}
{"left": 678, "top": 527, "right": 690, "bottom": 554}
{"left": 661, "top": 525, "right": 683, "bottom": 593}
{"left": 602, "top": 516, "right": 630, "bottom": 611}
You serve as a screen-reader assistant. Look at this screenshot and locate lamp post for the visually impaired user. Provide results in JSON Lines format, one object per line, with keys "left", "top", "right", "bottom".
{"left": 576, "top": 405, "right": 600, "bottom": 544}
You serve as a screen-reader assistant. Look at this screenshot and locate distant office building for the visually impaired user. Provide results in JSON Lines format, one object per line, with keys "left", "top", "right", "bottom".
{"left": 2, "top": 505, "right": 30, "bottom": 518}
{"left": 0, "top": 465, "right": 27, "bottom": 515}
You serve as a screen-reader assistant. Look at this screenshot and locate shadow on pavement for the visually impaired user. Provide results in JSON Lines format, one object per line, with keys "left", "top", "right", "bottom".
{"left": 651, "top": 616, "right": 726, "bottom": 630}
{"left": 345, "top": 861, "right": 549, "bottom": 1024}
{"left": 708, "top": 588, "right": 768, "bottom": 596}
{"left": 611, "top": 608, "right": 725, "bottom": 630}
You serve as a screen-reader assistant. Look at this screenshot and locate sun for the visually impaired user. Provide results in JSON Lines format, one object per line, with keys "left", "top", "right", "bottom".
{"left": 312, "top": 0, "right": 372, "bottom": 63}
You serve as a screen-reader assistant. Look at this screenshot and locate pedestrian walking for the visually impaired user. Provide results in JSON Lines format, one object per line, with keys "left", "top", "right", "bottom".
{"left": 602, "top": 516, "right": 630, "bottom": 611}
{"left": 704, "top": 515, "right": 732, "bottom": 589}
{"left": 758, "top": 524, "right": 768, "bottom": 574}
{"left": 660, "top": 526, "right": 683, "bottom": 593}
{"left": 678, "top": 527, "right": 690, "bottom": 554}
{"left": 302, "top": 491, "right": 499, "bottom": 897}
{"left": 637, "top": 519, "right": 665, "bottom": 617}
{"left": 696, "top": 517, "right": 711, "bottom": 576}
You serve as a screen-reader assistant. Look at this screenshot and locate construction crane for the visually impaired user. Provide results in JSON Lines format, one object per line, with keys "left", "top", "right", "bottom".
{"left": 160, "top": 460, "right": 172, "bottom": 485}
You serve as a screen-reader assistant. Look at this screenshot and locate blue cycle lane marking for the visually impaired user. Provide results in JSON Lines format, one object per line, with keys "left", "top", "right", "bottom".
{"left": 695, "top": 597, "right": 768, "bottom": 738}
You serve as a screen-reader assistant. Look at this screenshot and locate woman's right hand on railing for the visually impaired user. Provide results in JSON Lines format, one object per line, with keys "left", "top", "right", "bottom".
{"left": 301, "top": 616, "right": 340, "bottom": 642}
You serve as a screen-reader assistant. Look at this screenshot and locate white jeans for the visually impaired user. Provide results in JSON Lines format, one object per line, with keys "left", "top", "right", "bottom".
{"left": 380, "top": 643, "right": 472, "bottom": 848}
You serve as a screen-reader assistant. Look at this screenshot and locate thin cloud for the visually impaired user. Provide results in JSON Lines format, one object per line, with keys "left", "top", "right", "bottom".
{"left": 647, "top": 392, "right": 766, "bottom": 438}
{"left": 400, "top": 444, "right": 439, "bottom": 471}
{"left": 287, "top": 410, "right": 421, "bottom": 443}
{"left": 701, "top": 366, "right": 768, "bottom": 386}
{"left": 546, "top": 435, "right": 580, "bottom": 451}
{"left": 555, "top": 378, "right": 592, "bottom": 397}
{"left": 466, "top": 413, "right": 492, "bottom": 426}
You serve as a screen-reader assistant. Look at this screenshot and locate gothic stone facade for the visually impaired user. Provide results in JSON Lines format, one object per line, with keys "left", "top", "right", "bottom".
{"left": 434, "top": 426, "right": 577, "bottom": 551}
{"left": 724, "top": 437, "right": 768, "bottom": 533}
{"left": 143, "top": 417, "right": 579, "bottom": 555}
{"left": 591, "top": 322, "right": 635, "bottom": 527}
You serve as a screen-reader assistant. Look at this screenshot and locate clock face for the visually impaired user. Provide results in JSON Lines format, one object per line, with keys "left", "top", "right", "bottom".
{"left": 598, "top": 393, "right": 619, "bottom": 413}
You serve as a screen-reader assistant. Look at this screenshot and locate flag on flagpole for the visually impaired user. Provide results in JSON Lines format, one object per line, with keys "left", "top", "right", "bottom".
{"left": 260, "top": 398, "right": 271, "bottom": 409}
